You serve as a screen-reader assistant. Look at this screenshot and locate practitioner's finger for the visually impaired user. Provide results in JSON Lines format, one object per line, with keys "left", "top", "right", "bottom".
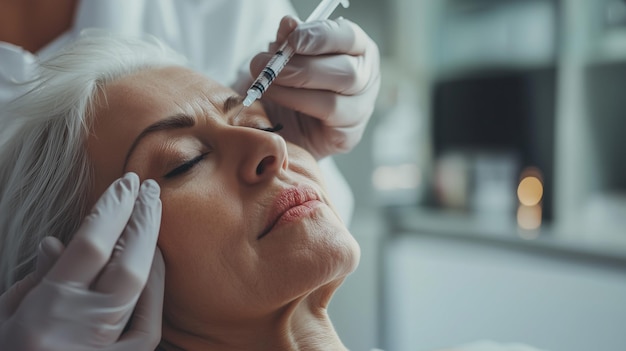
{"left": 117, "top": 248, "right": 165, "bottom": 350}
{"left": 47, "top": 172, "right": 140, "bottom": 286}
{"left": 93, "top": 179, "right": 162, "bottom": 299}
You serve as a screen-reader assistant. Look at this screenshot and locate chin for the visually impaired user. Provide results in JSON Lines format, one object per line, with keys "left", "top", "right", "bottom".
{"left": 311, "top": 216, "right": 361, "bottom": 284}
{"left": 274, "top": 219, "right": 361, "bottom": 299}
{"left": 337, "top": 228, "right": 361, "bottom": 276}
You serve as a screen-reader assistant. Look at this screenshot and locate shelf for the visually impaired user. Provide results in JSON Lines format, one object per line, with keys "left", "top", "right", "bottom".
{"left": 434, "top": 61, "right": 557, "bottom": 82}
{"left": 383, "top": 206, "right": 626, "bottom": 264}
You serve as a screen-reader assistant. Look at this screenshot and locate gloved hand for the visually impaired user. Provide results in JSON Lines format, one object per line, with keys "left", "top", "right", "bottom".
{"left": 0, "top": 172, "right": 164, "bottom": 351}
{"left": 250, "top": 15, "right": 381, "bottom": 160}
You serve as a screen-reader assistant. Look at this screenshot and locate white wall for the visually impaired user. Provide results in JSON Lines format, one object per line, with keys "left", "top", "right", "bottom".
{"left": 383, "top": 234, "right": 626, "bottom": 351}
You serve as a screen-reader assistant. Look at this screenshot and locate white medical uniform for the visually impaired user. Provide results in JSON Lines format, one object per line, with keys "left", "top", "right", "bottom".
{"left": 0, "top": 0, "right": 354, "bottom": 224}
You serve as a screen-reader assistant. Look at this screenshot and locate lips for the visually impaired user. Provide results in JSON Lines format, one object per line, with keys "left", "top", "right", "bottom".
{"left": 257, "top": 186, "right": 321, "bottom": 239}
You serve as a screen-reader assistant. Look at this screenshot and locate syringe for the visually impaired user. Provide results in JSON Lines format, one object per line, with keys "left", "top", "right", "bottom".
{"left": 239, "top": 0, "right": 350, "bottom": 110}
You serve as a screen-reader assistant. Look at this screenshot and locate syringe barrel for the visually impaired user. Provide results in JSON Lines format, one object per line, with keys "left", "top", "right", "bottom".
{"left": 248, "top": 44, "right": 295, "bottom": 97}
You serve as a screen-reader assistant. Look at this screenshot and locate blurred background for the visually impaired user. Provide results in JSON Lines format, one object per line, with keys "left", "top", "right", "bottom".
{"left": 292, "top": 0, "right": 626, "bottom": 350}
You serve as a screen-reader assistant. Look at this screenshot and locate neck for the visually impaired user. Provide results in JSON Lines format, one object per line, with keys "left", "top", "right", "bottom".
{"left": 160, "top": 283, "right": 348, "bottom": 351}
{"left": 0, "top": 0, "right": 79, "bottom": 53}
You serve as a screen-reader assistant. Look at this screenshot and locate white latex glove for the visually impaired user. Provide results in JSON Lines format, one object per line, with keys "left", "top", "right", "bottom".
{"left": 0, "top": 172, "right": 164, "bottom": 351}
{"left": 250, "top": 15, "right": 381, "bottom": 160}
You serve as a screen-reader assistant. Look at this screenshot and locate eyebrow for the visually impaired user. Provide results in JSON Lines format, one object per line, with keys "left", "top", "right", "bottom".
{"left": 224, "top": 95, "right": 244, "bottom": 114}
{"left": 122, "top": 95, "right": 244, "bottom": 170}
{"left": 123, "top": 114, "right": 196, "bottom": 170}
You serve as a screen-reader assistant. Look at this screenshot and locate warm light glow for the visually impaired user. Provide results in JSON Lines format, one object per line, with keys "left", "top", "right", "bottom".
{"left": 517, "top": 204, "right": 542, "bottom": 231}
{"left": 517, "top": 176, "right": 543, "bottom": 206}
{"left": 372, "top": 164, "right": 421, "bottom": 191}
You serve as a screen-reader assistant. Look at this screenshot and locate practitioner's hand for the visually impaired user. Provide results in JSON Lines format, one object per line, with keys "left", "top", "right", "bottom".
{"left": 250, "top": 15, "right": 381, "bottom": 159}
{"left": 0, "top": 172, "right": 164, "bottom": 351}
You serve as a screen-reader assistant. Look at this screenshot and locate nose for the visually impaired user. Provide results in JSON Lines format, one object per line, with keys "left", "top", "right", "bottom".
{"left": 223, "top": 127, "right": 288, "bottom": 185}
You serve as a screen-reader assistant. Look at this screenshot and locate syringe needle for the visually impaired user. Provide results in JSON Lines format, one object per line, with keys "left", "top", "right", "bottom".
{"left": 233, "top": 104, "right": 246, "bottom": 120}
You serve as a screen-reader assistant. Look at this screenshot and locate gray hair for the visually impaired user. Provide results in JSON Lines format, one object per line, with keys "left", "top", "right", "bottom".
{"left": 0, "top": 32, "right": 186, "bottom": 292}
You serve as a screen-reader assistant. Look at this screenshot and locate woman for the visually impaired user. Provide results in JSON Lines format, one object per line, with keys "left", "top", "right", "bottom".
{"left": 1, "top": 1, "right": 380, "bottom": 347}
{"left": 0, "top": 34, "right": 360, "bottom": 350}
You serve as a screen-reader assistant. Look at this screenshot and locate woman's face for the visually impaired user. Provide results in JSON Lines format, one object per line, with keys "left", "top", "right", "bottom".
{"left": 86, "top": 66, "right": 360, "bottom": 325}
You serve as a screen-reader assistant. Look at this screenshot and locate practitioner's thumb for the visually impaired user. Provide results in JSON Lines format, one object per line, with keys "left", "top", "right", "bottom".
{"left": 34, "top": 236, "right": 65, "bottom": 280}
{"left": 268, "top": 15, "right": 300, "bottom": 52}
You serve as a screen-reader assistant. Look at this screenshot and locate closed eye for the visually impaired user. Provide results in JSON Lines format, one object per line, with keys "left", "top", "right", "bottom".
{"left": 162, "top": 123, "right": 280, "bottom": 179}
{"left": 258, "top": 123, "right": 283, "bottom": 133}
{"left": 164, "top": 152, "right": 209, "bottom": 179}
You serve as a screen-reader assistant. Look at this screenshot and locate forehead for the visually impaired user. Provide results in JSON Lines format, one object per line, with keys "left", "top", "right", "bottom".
{"left": 87, "top": 66, "right": 236, "bottom": 202}
{"left": 101, "top": 66, "right": 232, "bottom": 115}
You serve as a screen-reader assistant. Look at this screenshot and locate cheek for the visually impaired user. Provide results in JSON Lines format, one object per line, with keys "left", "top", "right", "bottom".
{"left": 155, "top": 185, "right": 254, "bottom": 284}
{"left": 156, "top": 186, "right": 269, "bottom": 320}
{"left": 157, "top": 185, "right": 241, "bottom": 261}
{"left": 287, "top": 145, "right": 325, "bottom": 185}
